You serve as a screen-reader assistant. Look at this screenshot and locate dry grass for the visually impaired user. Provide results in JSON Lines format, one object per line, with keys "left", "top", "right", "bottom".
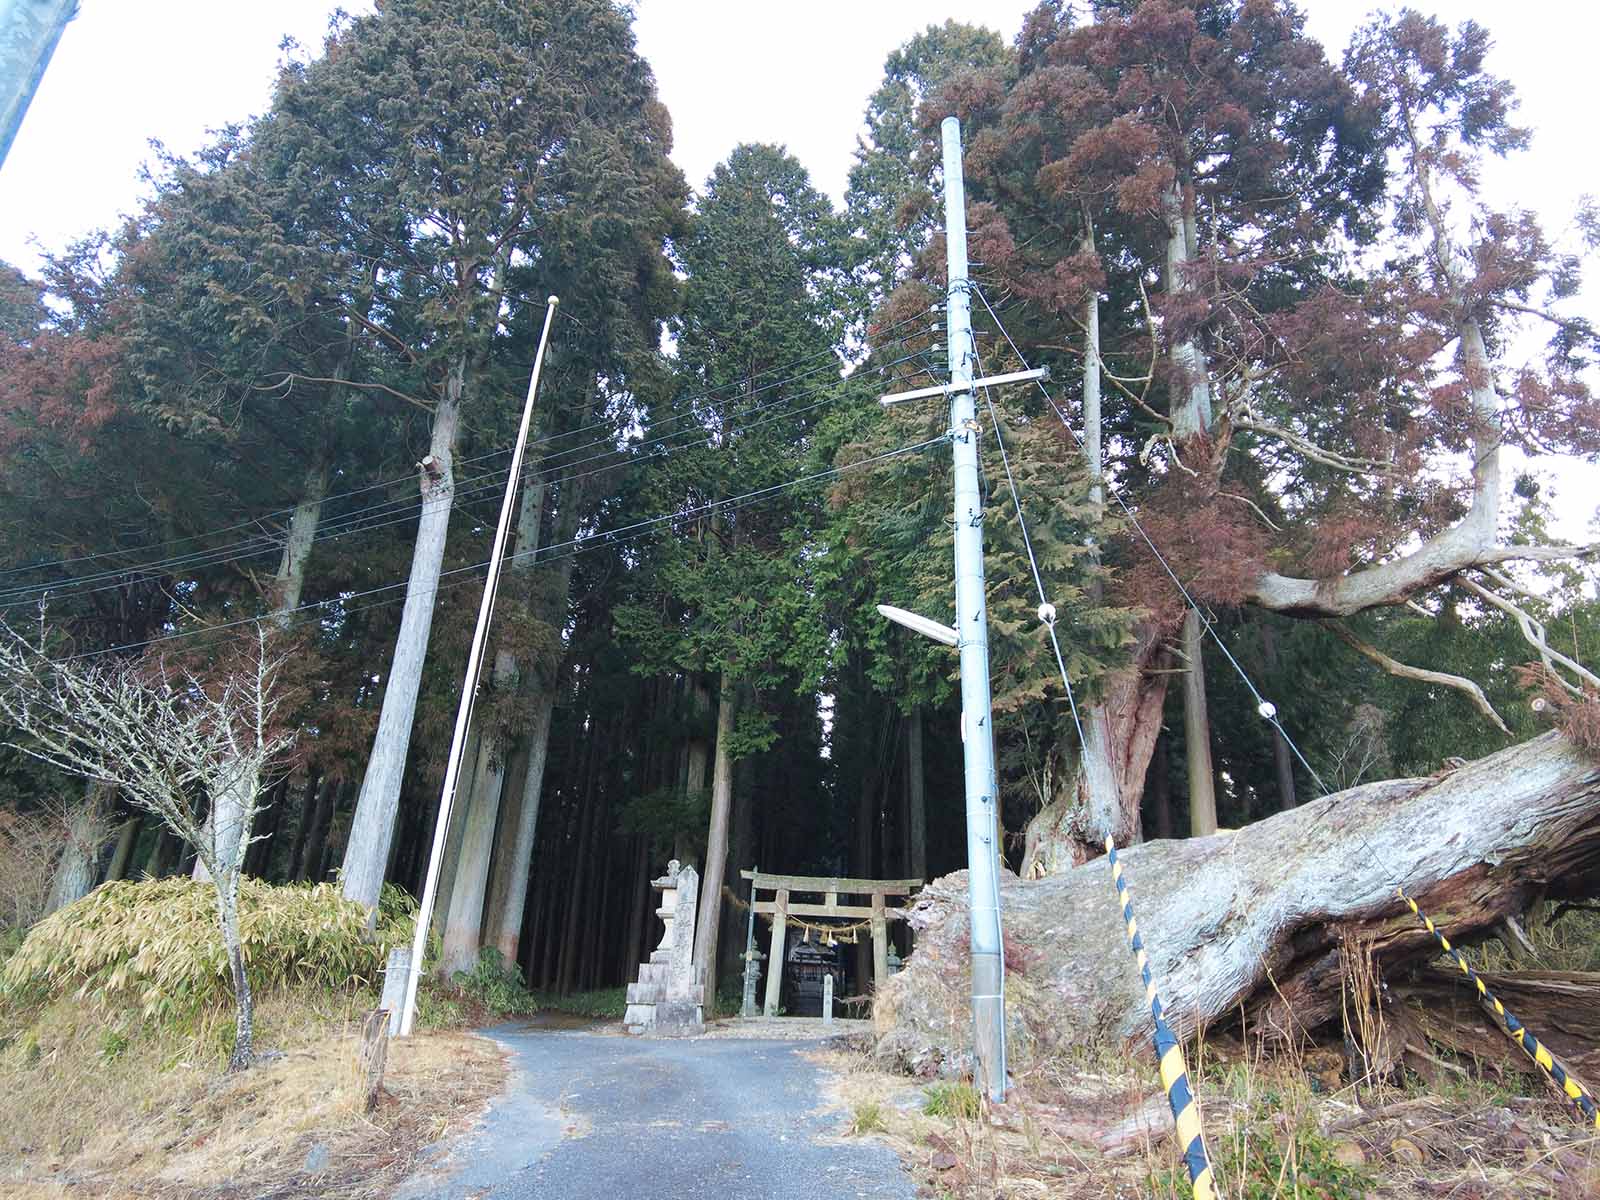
{"left": 816, "top": 1027, "right": 1600, "bottom": 1199}
{"left": 0, "top": 988, "right": 506, "bottom": 1199}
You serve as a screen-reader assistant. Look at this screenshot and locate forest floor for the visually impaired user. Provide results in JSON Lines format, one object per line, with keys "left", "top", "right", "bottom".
{"left": 820, "top": 1033, "right": 1600, "bottom": 1199}
{"left": 0, "top": 990, "right": 508, "bottom": 1200}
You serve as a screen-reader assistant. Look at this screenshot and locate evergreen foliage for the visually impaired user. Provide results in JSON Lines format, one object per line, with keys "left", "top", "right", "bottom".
{"left": 0, "top": 0, "right": 1594, "bottom": 1010}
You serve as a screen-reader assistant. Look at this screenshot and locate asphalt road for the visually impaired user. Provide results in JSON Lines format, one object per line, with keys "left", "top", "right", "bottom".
{"left": 399, "top": 1024, "right": 917, "bottom": 1200}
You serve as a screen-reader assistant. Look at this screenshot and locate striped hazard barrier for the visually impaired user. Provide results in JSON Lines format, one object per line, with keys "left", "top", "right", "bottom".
{"left": 1106, "top": 837, "right": 1219, "bottom": 1200}
{"left": 1398, "top": 888, "right": 1600, "bottom": 1127}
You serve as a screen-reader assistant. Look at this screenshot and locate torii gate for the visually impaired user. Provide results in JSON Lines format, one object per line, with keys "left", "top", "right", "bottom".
{"left": 740, "top": 869, "right": 921, "bottom": 1017}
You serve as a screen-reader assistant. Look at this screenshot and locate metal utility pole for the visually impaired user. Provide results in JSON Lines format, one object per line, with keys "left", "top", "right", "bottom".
{"left": 0, "top": 0, "right": 77, "bottom": 171}
{"left": 879, "top": 119, "right": 1044, "bottom": 1102}
{"left": 941, "top": 115, "right": 1006, "bottom": 1101}
{"left": 397, "top": 295, "right": 560, "bottom": 1037}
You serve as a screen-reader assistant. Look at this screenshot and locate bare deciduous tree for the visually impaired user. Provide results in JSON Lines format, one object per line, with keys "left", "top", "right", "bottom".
{"left": 0, "top": 621, "right": 292, "bottom": 1071}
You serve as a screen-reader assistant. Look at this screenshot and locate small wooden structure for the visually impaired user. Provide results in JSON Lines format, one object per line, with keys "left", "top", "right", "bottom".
{"left": 740, "top": 869, "right": 921, "bottom": 1017}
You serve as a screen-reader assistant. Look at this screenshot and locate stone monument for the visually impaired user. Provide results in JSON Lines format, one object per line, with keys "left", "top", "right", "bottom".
{"left": 623, "top": 860, "right": 705, "bottom": 1036}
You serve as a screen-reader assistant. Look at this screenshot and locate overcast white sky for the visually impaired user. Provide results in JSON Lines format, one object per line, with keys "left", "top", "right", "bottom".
{"left": 1, "top": 0, "right": 1594, "bottom": 522}
{"left": 4, "top": 1, "right": 1595, "bottom": 266}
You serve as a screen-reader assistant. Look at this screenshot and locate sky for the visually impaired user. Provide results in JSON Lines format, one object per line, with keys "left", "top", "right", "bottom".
{"left": 1, "top": 0, "right": 1595, "bottom": 522}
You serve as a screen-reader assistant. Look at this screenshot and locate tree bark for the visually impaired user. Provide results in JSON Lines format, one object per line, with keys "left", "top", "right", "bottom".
{"left": 438, "top": 479, "right": 544, "bottom": 975}
{"left": 217, "top": 877, "right": 254, "bottom": 1071}
{"left": 45, "top": 780, "right": 111, "bottom": 912}
{"left": 438, "top": 737, "right": 496, "bottom": 977}
{"left": 286, "top": 767, "right": 323, "bottom": 881}
{"left": 1022, "top": 633, "right": 1171, "bottom": 875}
{"left": 146, "top": 824, "right": 180, "bottom": 878}
{"left": 489, "top": 691, "right": 555, "bottom": 968}
{"left": 693, "top": 669, "right": 738, "bottom": 1009}
{"left": 195, "top": 457, "right": 328, "bottom": 886}
{"left": 272, "top": 454, "right": 328, "bottom": 624}
{"left": 104, "top": 811, "right": 141, "bottom": 882}
{"left": 1162, "top": 179, "right": 1212, "bottom": 440}
{"left": 1182, "top": 610, "right": 1218, "bottom": 836}
{"left": 486, "top": 464, "right": 588, "bottom": 970}
{"left": 243, "top": 776, "right": 287, "bottom": 877}
{"left": 1259, "top": 627, "right": 1298, "bottom": 811}
{"left": 1146, "top": 732, "right": 1173, "bottom": 840}
{"left": 298, "top": 776, "right": 344, "bottom": 883}
{"left": 341, "top": 357, "right": 464, "bottom": 911}
{"left": 193, "top": 765, "right": 258, "bottom": 885}
{"left": 721, "top": 750, "right": 757, "bottom": 989}
{"left": 878, "top": 733, "right": 1600, "bottom": 1074}
{"left": 906, "top": 707, "right": 927, "bottom": 881}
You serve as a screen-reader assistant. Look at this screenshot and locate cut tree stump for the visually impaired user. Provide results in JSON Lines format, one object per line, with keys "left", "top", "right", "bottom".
{"left": 874, "top": 732, "right": 1600, "bottom": 1075}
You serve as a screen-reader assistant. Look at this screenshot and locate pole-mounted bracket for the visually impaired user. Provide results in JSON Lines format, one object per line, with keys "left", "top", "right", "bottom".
{"left": 879, "top": 366, "right": 1050, "bottom": 406}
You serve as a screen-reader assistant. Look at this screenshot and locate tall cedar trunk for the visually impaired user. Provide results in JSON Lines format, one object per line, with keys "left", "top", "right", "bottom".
{"left": 482, "top": 741, "right": 529, "bottom": 945}
{"left": 486, "top": 465, "right": 588, "bottom": 970}
{"left": 341, "top": 356, "right": 465, "bottom": 911}
{"left": 244, "top": 777, "right": 288, "bottom": 877}
{"left": 104, "top": 811, "right": 141, "bottom": 882}
{"left": 286, "top": 767, "right": 323, "bottom": 882}
{"left": 192, "top": 771, "right": 253, "bottom": 884}
{"left": 46, "top": 780, "right": 110, "bottom": 912}
{"left": 907, "top": 707, "right": 927, "bottom": 881}
{"left": 722, "top": 751, "right": 757, "bottom": 989}
{"left": 1183, "top": 610, "right": 1218, "bottom": 836}
{"left": 693, "top": 670, "right": 738, "bottom": 1008}
{"left": 587, "top": 741, "right": 622, "bottom": 989}
{"left": 272, "top": 454, "right": 329, "bottom": 623}
{"left": 146, "top": 824, "right": 180, "bottom": 878}
{"left": 1260, "top": 625, "right": 1298, "bottom": 810}
{"left": 679, "top": 675, "right": 712, "bottom": 865}
{"left": 1162, "top": 179, "right": 1212, "bottom": 440}
{"left": 624, "top": 834, "right": 650, "bottom": 977}
{"left": 439, "top": 736, "right": 499, "bottom": 976}
{"left": 1022, "top": 632, "right": 1172, "bottom": 875}
{"left": 1059, "top": 251, "right": 1146, "bottom": 865}
{"left": 438, "top": 480, "right": 543, "bottom": 975}
{"left": 557, "top": 727, "right": 604, "bottom": 995}
{"left": 490, "top": 691, "right": 556, "bottom": 968}
{"left": 854, "top": 705, "right": 894, "bottom": 991}
{"left": 298, "top": 777, "right": 343, "bottom": 883}
{"left": 433, "top": 721, "right": 482, "bottom": 939}
{"left": 881, "top": 733, "right": 1600, "bottom": 1070}
{"left": 1146, "top": 732, "right": 1174, "bottom": 840}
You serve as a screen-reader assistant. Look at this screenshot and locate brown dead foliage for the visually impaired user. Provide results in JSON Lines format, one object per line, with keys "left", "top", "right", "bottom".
{"left": 0, "top": 991, "right": 506, "bottom": 1200}
{"left": 823, "top": 1032, "right": 1600, "bottom": 1199}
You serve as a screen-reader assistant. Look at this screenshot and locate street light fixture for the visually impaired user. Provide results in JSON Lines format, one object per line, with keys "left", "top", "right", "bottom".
{"left": 875, "top": 604, "right": 958, "bottom": 647}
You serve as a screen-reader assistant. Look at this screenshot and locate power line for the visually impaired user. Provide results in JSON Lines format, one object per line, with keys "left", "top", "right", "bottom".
{"left": 972, "top": 290, "right": 1600, "bottom": 1133}
{"left": 970, "top": 282, "right": 1332, "bottom": 795}
{"left": 1, "top": 343, "right": 931, "bottom": 611}
{"left": 0, "top": 306, "right": 939, "bottom": 584}
{"left": 53, "top": 435, "right": 948, "bottom": 664}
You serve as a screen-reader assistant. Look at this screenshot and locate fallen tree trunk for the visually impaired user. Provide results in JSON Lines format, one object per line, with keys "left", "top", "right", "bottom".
{"left": 1396, "top": 967, "right": 1600, "bottom": 1083}
{"left": 875, "top": 732, "right": 1600, "bottom": 1076}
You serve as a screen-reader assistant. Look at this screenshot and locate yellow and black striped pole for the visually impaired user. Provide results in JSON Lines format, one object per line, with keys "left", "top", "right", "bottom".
{"left": 1398, "top": 887, "right": 1599, "bottom": 1128}
{"left": 1106, "top": 837, "right": 1218, "bottom": 1200}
